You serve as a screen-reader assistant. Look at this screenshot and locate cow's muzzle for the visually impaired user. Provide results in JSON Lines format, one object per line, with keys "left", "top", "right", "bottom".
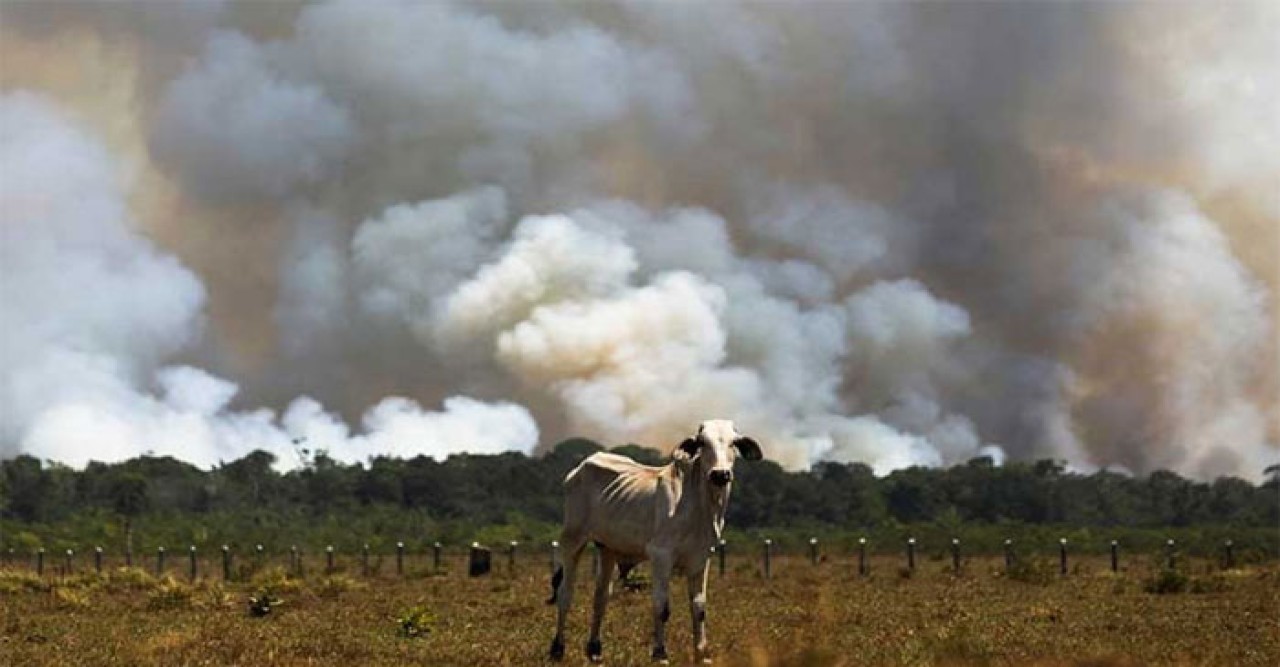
{"left": 708, "top": 469, "right": 733, "bottom": 487}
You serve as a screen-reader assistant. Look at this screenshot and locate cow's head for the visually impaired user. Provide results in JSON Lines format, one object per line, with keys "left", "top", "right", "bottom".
{"left": 676, "top": 419, "right": 763, "bottom": 489}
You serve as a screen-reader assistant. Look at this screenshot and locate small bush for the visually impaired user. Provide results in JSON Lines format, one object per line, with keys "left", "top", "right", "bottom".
{"left": 1143, "top": 569, "right": 1188, "bottom": 595}
{"left": 52, "top": 586, "right": 91, "bottom": 610}
{"left": 397, "top": 603, "right": 436, "bottom": 638}
{"left": 147, "top": 576, "right": 195, "bottom": 611}
{"left": 1005, "top": 557, "right": 1056, "bottom": 586}
{"left": 0, "top": 570, "right": 49, "bottom": 595}
{"left": 103, "top": 567, "right": 155, "bottom": 593}
{"left": 250, "top": 566, "right": 303, "bottom": 594}
{"left": 248, "top": 586, "right": 283, "bottom": 617}
{"left": 315, "top": 574, "right": 364, "bottom": 598}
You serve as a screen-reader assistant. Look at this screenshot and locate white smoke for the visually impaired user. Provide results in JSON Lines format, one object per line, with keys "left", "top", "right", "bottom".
{"left": 1, "top": 1, "right": 1275, "bottom": 479}
{"left": 0, "top": 92, "right": 537, "bottom": 468}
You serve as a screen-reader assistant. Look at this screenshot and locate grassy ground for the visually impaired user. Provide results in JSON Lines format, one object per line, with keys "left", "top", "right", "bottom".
{"left": 2, "top": 554, "right": 1277, "bottom": 666}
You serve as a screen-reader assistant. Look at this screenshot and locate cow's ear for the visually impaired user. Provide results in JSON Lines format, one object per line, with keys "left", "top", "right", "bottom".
{"left": 733, "top": 437, "right": 763, "bottom": 461}
{"left": 677, "top": 437, "right": 700, "bottom": 458}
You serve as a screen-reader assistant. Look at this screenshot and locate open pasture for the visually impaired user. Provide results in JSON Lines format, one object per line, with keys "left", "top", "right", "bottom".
{"left": 2, "top": 553, "right": 1277, "bottom": 666}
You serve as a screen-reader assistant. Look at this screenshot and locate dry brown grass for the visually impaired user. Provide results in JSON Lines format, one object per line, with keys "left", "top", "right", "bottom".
{"left": 1, "top": 556, "right": 1277, "bottom": 666}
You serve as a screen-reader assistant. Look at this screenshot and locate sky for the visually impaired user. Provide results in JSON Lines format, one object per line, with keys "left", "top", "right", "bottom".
{"left": 0, "top": 0, "right": 1276, "bottom": 479}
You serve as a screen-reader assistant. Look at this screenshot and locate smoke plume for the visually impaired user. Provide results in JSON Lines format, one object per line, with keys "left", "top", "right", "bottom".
{"left": 1, "top": 1, "right": 1275, "bottom": 478}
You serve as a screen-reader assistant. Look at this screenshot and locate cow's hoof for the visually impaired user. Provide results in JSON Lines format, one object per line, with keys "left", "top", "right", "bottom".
{"left": 549, "top": 637, "right": 565, "bottom": 661}
{"left": 587, "top": 639, "right": 603, "bottom": 663}
{"left": 651, "top": 646, "right": 669, "bottom": 664}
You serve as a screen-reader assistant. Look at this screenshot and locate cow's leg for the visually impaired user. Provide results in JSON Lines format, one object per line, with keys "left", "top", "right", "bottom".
{"left": 687, "top": 559, "right": 711, "bottom": 663}
{"left": 550, "top": 534, "right": 588, "bottom": 661}
{"left": 586, "top": 548, "right": 617, "bottom": 663}
{"left": 648, "top": 550, "right": 674, "bottom": 663}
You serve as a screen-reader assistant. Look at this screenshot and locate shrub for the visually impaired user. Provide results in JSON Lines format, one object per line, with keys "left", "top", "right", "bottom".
{"left": 52, "top": 586, "right": 91, "bottom": 610}
{"left": 1005, "top": 557, "right": 1056, "bottom": 586}
{"left": 248, "top": 586, "right": 283, "bottom": 617}
{"left": 1143, "top": 569, "right": 1188, "bottom": 595}
{"left": 397, "top": 603, "right": 436, "bottom": 638}
{"left": 147, "top": 576, "right": 195, "bottom": 611}
{"left": 315, "top": 574, "right": 364, "bottom": 598}
{"left": 0, "top": 570, "right": 48, "bottom": 595}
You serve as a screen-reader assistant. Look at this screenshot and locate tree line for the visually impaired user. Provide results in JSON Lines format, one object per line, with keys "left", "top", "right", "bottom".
{"left": 2, "top": 439, "right": 1277, "bottom": 557}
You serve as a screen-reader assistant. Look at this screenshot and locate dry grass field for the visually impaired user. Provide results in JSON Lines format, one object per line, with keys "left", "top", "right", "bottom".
{"left": 2, "top": 554, "right": 1278, "bottom": 666}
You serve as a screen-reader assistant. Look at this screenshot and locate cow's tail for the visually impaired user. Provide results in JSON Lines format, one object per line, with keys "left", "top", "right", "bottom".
{"left": 545, "top": 565, "right": 564, "bottom": 605}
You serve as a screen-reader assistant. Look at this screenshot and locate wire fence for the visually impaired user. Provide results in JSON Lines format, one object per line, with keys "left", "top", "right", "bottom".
{"left": 0, "top": 535, "right": 1255, "bottom": 582}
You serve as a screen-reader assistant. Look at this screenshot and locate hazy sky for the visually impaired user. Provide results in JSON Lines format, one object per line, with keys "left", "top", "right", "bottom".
{"left": 1, "top": 1, "right": 1275, "bottom": 479}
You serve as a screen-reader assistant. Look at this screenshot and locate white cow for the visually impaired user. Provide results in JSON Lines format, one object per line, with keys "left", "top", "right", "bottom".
{"left": 547, "top": 419, "right": 763, "bottom": 663}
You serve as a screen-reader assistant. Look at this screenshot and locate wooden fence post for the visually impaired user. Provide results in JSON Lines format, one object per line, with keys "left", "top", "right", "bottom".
{"left": 763, "top": 539, "right": 772, "bottom": 579}
{"left": 469, "top": 542, "right": 492, "bottom": 577}
{"left": 906, "top": 538, "right": 916, "bottom": 572}
{"left": 189, "top": 546, "right": 197, "bottom": 581}
{"left": 325, "top": 545, "right": 335, "bottom": 573}
{"left": 808, "top": 538, "right": 819, "bottom": 566}
{"left": 951, "top": 538, "right": 961, "bottom": 574}
{"left": 64, "top": 549, "right": 74, "bottom": 575}
{"left": 291, "top": 545, "right": 300, "bottom": 577}
{"left": 1165, "top": 539, "right": 1176, "bottom": 570}
{"left": 433, "top": 542, "right": 443, "bottom": 572}
{"left": 1223, "top": 540, "right": 1235, "bottom": 570}
{"left": 1003, "top": 539, "right": 1014, "bottom": 571}
{"left": 222, "top": 545, "right": 232, "bottom": 581}
{"left": 858, "top": 537, "right": 867, "bottom": 576}
{"left": 396, "top": 542, "right": 405, "bottom": 577}
{"left": 94, "top": 546, "right": 103, "bottom": 574}
{"left": 1058, "top": 538, "right": 1068, "bottom": 575}
{"left": 508, "top": 541, "right": 518, "bottom": 575}
{"left": 157, "top": 547, "right": 166, "bottom": 576}
{"left": 1110, "top": 540, "right": 1119, "bottom": 573}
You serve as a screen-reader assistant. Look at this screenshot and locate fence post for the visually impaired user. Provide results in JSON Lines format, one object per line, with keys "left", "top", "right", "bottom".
{"left": 36, "top": 548, "right": 44, "bottom": 576}
{"left": 1223, "top": 540, "right": 1235, "bottom": 570}
{"left": 222, "top": 545, "right": 232, "bottom": 581}
{"left": 157, "top": 547, "right": 166, "bottom": 576}
{"left": 189, "top": 546, "right": 197, "bottom": 581}
{"left": 1058, "top": 538, "right": 1068, "bottom": 576}
{"left": 808, "top": 538, "right": 819, "bottom": 566}
{"left": 326, "top": 545, "right": 335, "bottom": 573}
{"left": 396, "top": 542, "right": 405, "bottom": 576}
{"left": 508, "top": 541, "right": 518, "bottom": 575}
{"left": 290, "top": 545, "right": 300, "bottom": 577}
{"left": 858, "top": 537, "right": 867, "bottom": 576}
{"left": 362, "top": 544, "right": 370, "bottom": 577}
{"left": 1004, "top": 539, "right": 1014, "bottom": 571}
{"left": 718, "top": 539, "right": 727, "bottom": 577}
{"left": 906, "top": 538, "right": 916, "bottom": 572}
{"left": 433, "top": 542, "right": 443, "bottom": 573}
{"left": 1110, "top": 540, "right": 1119, "bottom": 573}
{"left": 951, "top": 538, "right": 961, "bottom": 575}
{"left": 1165, "top": 539, "right": 1176, "bottom": 570}
{"left": 94, "top": 546, "right": 103, "bottom": 574}
{"left": 255, "top": 544, "right": 264, "bottom": 571}
{"left": 469, "top": 542, "right": 492, "bottom": 577}
{"left": 763, "top": 539, "right": 772, "bottom": 579}
{"left": 550, "top": 541, "right": 560, "bottom": 575}
{"left": 64, "top": 549, "right": 74, "bottom": 575}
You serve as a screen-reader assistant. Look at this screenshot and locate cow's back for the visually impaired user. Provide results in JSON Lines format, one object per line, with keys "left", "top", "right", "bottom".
{"left": 564, "top": 452, "right": 668, "bottom": 559}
